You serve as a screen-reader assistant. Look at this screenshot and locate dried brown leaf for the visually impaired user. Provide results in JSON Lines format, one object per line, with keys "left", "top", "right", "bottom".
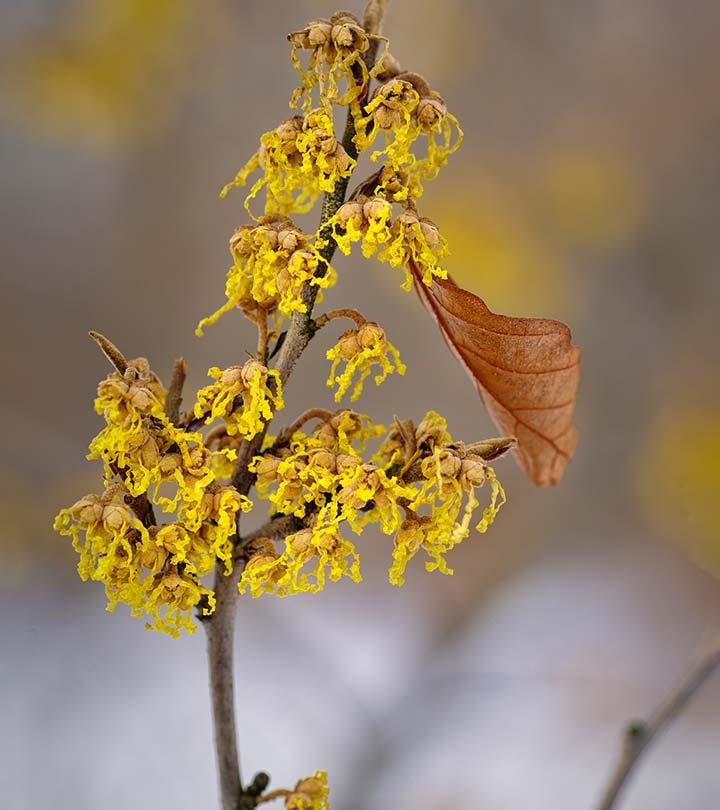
{"left": 411, "top": 262, "right": 580, "bottom": 485}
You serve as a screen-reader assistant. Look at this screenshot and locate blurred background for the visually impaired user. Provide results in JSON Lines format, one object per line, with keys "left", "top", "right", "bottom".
{"left": 2, "top": 1, "right": 720, "bottom": 808}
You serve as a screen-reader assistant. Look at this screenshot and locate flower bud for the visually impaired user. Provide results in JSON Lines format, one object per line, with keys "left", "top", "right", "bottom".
{"left": 276, "top": 116, "right": 304, "bottom": 142}
{"left": 374, "top": 103, "right": 402, "bottom": 130}
{"left": 241, "top": 359, "right": 266, "bottom": 386}
{"left": 461, "top": 457, "right": 487, "bottom": 487}
{"left": 276, "top": 266, "right": 291, "bottom": 294}
{"left": 335, "top": 453, "right": 360, "bottom": 473}
{"left": 337, "top": 330, "right": 361, "bottom": 360}
{"left": 138, "top": 434, "right": 160, "bottom": 469}
{"left": 277, "top": 228, "right": 301, "bottom": 252}
{"left": 159, "top": 452, "right": 182, "bottom": 478}
{"left": 128, "top": 385, "right": 152, "bottom": 412}
{"left": 245, "top": 537, "right": 276, "bottom": 558}
{"left": 363, "top": 197, "right": 391, "bottom": 222}
{"left": 418, "top": 217, "right": 441, "bottom": 248}
{"left": 336, "top": 200, "right": 364, "bottom": 228}
{"left": 70, "top": 494, "right": 103, "bottom": 526}
{"left": 288, "top": 529, "right": 313, "bottom": 556}
{"left": 357, "top": 321, "right": 385, "bottom": 349}
{"left": 398, "top": 208, "right": 420, "bottom": 228}
{"left": 254, "top": 455, "right": 281, "bottom": 482}
{"left": 141, "top": 529, "right": 168, "bottom": 571}
{"left": 229, "top": 226, "right": 254, "bottom": 258}
{"left": 416, "top": 95, "right": 447, "bottom": 129}
{"left": 294, "top": 775, "right": 326, "bottom": 796}
{"left": 438, "top": 451, "right": 462, "bottom": 478}
{"left": 307, "top": 20, "right": 332, "bottom": 47}
{"left": 309, "top": 447, "right": 336, "bottom": 472}
{"left": 220, "top": 365, "right": 244, "bottom": 389}
{"left": 102, "top": 502, "right": 130, "bottom": 532}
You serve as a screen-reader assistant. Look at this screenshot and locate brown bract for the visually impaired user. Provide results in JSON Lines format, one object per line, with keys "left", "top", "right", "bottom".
{"left": 410, "top": 261, "right": 580, "bottom": 486}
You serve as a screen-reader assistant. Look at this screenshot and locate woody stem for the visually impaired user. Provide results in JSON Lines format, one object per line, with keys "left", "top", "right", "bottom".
{"left": 205, "top": 5, "right": 388, "bottom": 808}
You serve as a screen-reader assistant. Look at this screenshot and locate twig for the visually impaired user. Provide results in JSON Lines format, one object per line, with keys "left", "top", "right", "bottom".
{"left": 271, "top": 407, "right": 336, "bottom": 450}
{"left": 235, "top": 514, "right": 305, "bottom": 561}
{"left": 314, "top": 308, "right": 367, "bottom": 329}
{"left": 165, "top": 357, "right": 188, "bottom": 426}
{"left": 256, "top": 310, "right": 269, "bottom": 363}
{"left": 256, "top": 789, "right": 292, "bottom": 805}
{"left": 88, "top": 331, "right": 127, "bottom": 374}
{"left": 596, "top": 639, "right": 720, "bottom": 810}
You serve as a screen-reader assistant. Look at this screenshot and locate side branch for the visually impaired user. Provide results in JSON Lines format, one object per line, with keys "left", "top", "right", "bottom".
{"left": 166, "top": 357, "right": 188, "bottom": 425}
{"left": 596, "top": 639, "right": 720, "bottom": 810}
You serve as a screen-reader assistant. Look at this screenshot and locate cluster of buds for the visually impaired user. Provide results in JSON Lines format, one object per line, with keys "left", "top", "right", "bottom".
{"left": 89, "top": 358, "right": 181, "bottom": 497}
{"left": 56, "top": 349, "right": 253, "bottom": 635}
{"left": 241, "top": 520, "right": 361, "bottom": 597}
{"left": 329, "top": 193, "right": 447, "bottom": 290}
{"left": 325, "top": 320, "right": 405, "bottom": 402}
{"left": 377, "top": 414, "right": 513, "bottom": 585}
{"left": 288, "top": 12, "right": 381, "bottom": 111}
{"left": 54, "top": 484, "right": 219, "bottom": 637}
{"left": 221, "top": 109, "right": 355, "bottom": 216}
{"left": 332, "top": 194, "right": 393, "bottom": 256}
{"left": 194, "top": 358, "right": 284, "bottom": 441}
{"left": 197, "top": 215, "right": 335, "bottom": 334}
{"left": 354, "top": 71, "right": 463, "bottom": 191}
{"left": 382, "top": 205, "right": 448, "bottom": 288}
{"left": 93, "top": 357, "right": 165, "bottom": 429}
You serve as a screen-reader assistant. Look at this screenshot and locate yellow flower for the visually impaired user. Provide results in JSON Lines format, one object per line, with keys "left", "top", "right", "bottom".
{"left": 54, "top": 483, "right": 228, "bottom": 636}
{"left": 251, "top": 412, "right": 389, "bottom": 521}
{"left": 326, "top": 196, "right": 447, "bottom": 292}
{"left": 240, "top": 524, "right": 361, "bottom": 597}
{"left": 379, "top": 208, "right": 448, "bottom": 289}
{"left": 221, "top": 109, "right": 355, "bottom": 215}
{"left": 87, "top": 358, "right": 170, "bottom": 493}
{"left": 330, "top": 195, "right": 393, "bottom": 257}
{"left": 143, "top": 567, "right": 215, "bottom": 638}
{"left": 194, "top": 359, "right": 284, "bottom": 440}
{"left": 326, "top": 321, "right": 405, "bottom": 402}
{"left": 336, "top": 463, "right": 414, "bottom": 535}
{"left": 354, "top": 78, "right": 420, "bottom": 167}
{"left": 354, "top": 77, "right": 463, "bottom": 192}
{"left": 389, "top": 449, "right": 506, "bottom": 585}
{"left": 54, "top": 485, "right": 145, "bottom": 584}
{"left": 196, "top": 216, "right": 335, "bottom": 333}
{"left": 285, "top": 770, "right": 330, "bottom": 810}
{"left": 288, "top": 13, "right": 383, "bottom": 113}
{"left": 240, "top": 539, "right": 290, "bottom": 598}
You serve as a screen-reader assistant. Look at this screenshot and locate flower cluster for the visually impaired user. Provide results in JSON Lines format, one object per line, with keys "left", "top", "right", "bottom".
{"left": 354, "top": 73, "right": 463, "bottom": 189}
{"left": 326, "top": 320, "right": 405, "bottom": 401}
{"left": 330, "top": 195, "right": 448, "bottom": 289}
{"left": 241, "top": 410, "right": 508, "bottom": 597}
{"left": 194, "top": 359, "right": 284, "bottom": 440}
{"left": 288, "top": 12, "right": 384, "bottom": 113}
{"left": 377, "top": 412, "right": 507, "bottom": 585}
{"left": 221, "top": 109, "right": 355, "bottom": 216}
{"left": 55, "top": 357, "right": 251, "bottom": 636}
{"left": 196, "top": 215, "right": 335, "bottom": 334}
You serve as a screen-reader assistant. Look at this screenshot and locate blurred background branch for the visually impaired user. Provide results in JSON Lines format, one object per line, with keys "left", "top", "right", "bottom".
{"left": 597, "top": 639, "right": 720, "bottom": 810}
